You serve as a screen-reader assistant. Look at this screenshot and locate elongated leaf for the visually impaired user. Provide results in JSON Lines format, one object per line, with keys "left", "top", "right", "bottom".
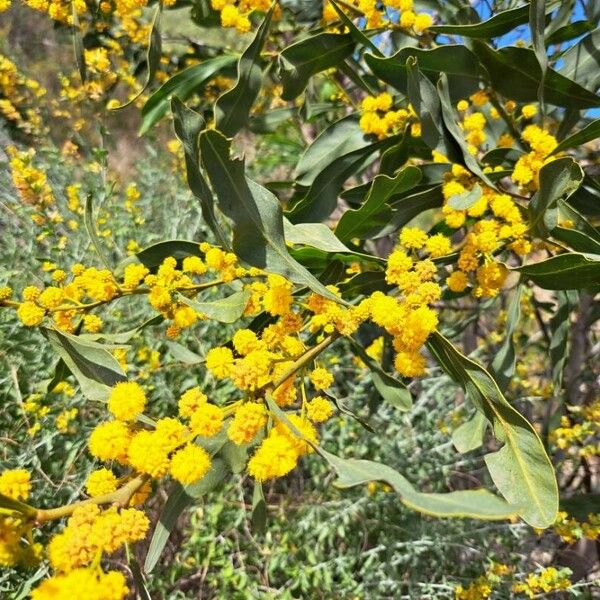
{"left": 117, "top": 239, "right": 203, "bottom": 275}
{"left": 530, "top": 0, "right": 548, "bottom": 107}
{"left": 427, "top": 331, "right": 558, "bottom": 528}
{"left": 172, "top": 98, "right": 228, "bottom": 247}
{"left": 559, "top": 27, "right": 600, "bottom": 92}
{"left": 80, "top": 316, "right": 163, "bottom": 345}
{"left": 251, "top": 481, "right": 267, "bottom": 533}
{"left": 546, "top": 20, "right": 593, "bottom": 46}
{"left": 452, "top": 412, "right": 488, "bottom": 454}
{"left": 553, "top": 199, "right": 600, "bottom": 254}
{"left": 42, "top": 328, "right": 126, "bottom": 402}
{"left": 214, "top": 5, "right": 274, "bottom": 136}
{"left": 199, "top": 129, "right": 343, "bottom": 302}
{"left": 437, "top": 74, "right": 497, "bottom": 189}
{"left": 529, "top": 158, "right": 584, "bottom": 238}
{"left": 144, "top": 457, "right": 228, "bottom": 573}
{"left": 515, "top": 252, "right": 600, "bottom": 290}
{"left": 265, "top": 395, "right": 513, "bottom": 520}
{"left": 551, "top": 118, "right": 600, "bottom": 155}
{"left": 336, "top": 167, "right": 421, "bottom": 242}
{"left": 166, "top": 341, "right": 203, "bottom": 364}
{"left": 430, "top": 4, "right": 530, "bottom": 38}
{"left": 549, "top": 290, "right": 578, "bottom": 393}
{"left": 406, "top": 57, "right": 462, "bottom": 162}
{"left": 112, "top": 4, "right": 162, "bottom": 110}
{"left": 327, "top": 0, "right": 381, "bottom": 56}
{"left": 84, "top": 194, "right": 111, "bottom": 270}
{"left": 490, "top": 285, "right": 522, "bottom": 392}
{"left": 473, "top": 41, "right": 600, "bottom": 108}
{"left": 179, "top": 290, "right": 250, "bottom": 323}
{"left": 365, "top": 45, "right": 481, "bottom": 96}
{"left": 283, "top": 221, "right": 350, "bottom": 253}
{"left": 349, "top": 338, "right": 412, "bottom": 411}
{"left": 140, "top": 56, "right": 237, "bottom": 134}
{"left": 71, "top": 7, "right": 86, "bottom": 83}
{"left": 279, "top": 33, "right": 354, "bottom": 100}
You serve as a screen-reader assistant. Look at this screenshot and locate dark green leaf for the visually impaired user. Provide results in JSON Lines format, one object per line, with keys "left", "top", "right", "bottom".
{"left": 551, "top": 118, "right": 600, "bottom": 154}
{"left": 473, "top": 41, "right": 600, "bottom": 108}
{"left": 546, "top": 20, "right": 593, "bottom": 46}
{"left": 179, "top": 290, "right": 251, "bottom": 323}
{"left": 427, "top": 332, "right": 558, "bottom": 528}
{"left": 549, "top": 290, "right": 578, "bottom": 393}
{"left": 214, "top": 4, "right": 274, "bottom": 136}
{"left": 553, "top": 199, "right": 600, "bottom": 254}
{"left": 251, "top": 481, "right": 267, "bottom": 534}
{"left": 279, "top": 33, "right": 354, "bottom": 100}
{"left": 530, "top": 0, "right": 548, "bottom": 107}
{"left": 559, "top": 27, "right": 600, "bottom": 92}
{"left": 42, "top": 328, "right": 126, "bottom": 402}
{"left": 335, "top": 167, "right": 421, "bottom": 242}
{"left": 199, "top": 129, "right": 344, "bottom": 303}
{"left": 515, "top": 252, "right": 600, "bottom": 290}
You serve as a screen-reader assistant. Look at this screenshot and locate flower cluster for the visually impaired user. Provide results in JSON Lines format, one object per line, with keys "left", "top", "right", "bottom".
{"left": 359, "top": 92, "right": 416, "bottom": 139}
{"left": 512, "top": 566, "right": 572, "bottom": 597}
{"left": 211, "top": 0, "right": 272, "bottom": 33}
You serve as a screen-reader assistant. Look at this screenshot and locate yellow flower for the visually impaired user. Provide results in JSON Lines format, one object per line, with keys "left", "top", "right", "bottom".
{"left": 205, "top": 346, "right": 234, "bottom": 379}
{"left": 108, "top": 381, "right": 147, "bottom": 421}
{"left": 17, "top": 301, "right": 45, "bottom": 326}
{"left": 306, "top": 396, "right": 334, "bottom": 423}
{"left": 178, "top": 387, "right": 208, "bottom": 418}
{"left": 190, "top": 404, "right": 224, "bottom": 437}
{"left": 394, "top": 350, "right": 427, "bottom": 377}
{"left": 425, "top": 234, "right": 451, "bottom": 257}
{"left": 0, "top": 469, "right": 31, "bottom": 500}
{"left": 31, "top": 568, "right": 129, "bottom": 600}
{"left": 227, "top": 401, "right": 268, "bottom": 445}
{"left": 85, "top": 468, "right": 118, "bottom": 497}
{"left": 170, "top": 444, "right": 211, "bottom": 485}
{"left": 88, "top": 420, "right": 132, "bottom": 463}
{"left": 247, "top": 430, "right": 299, "bottom": 481}
{"left": 399, "top": 227, "right": 428, "bottom": 249}
{"left": 447, "top": 271, "right": 469, "bottom": 292}
{"left": 309, "top": 367, "right": 334, "bottom": 390}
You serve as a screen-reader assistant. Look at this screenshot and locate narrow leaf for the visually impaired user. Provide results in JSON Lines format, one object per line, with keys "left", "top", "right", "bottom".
{"left": 515, "top": 252, "right": 600, "bottom": 290}
{"left": 551, "top": 118, "right": 600, "bottom": 154}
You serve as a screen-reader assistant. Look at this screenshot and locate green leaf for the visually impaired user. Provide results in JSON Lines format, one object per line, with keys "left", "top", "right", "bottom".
{"left": 265, "top": 395, "right": 513, "bottom": 520}
{"left": 320, "top": 450, "right": 516, "bottom": 520}
{"left": 335, "top": 167, "right": 422, "bottom": 242}
{"left": 118, "top": 239, "right": 203, "bottom": 274}
{"left": 452, "top": 412, "right": 488, "bottom": 454}
{"left": 529, "top": 157, "right": 584, "bottom": 238}
{"left": 214, "top": 4, "right": 274, "bottom": 136}
{"left": 283, "top": 220, "right": 351, "bottom": 253}
{"left": 172, "top": 98, "right": 228, "bottom": 248}
{"left": 279, "top": 33, "right": 354, "bottom": 100}
{"left": 546, "top": 20, "right": 593, "bottom": 46}
{"left": 429, "top": 4, "right": 530, "bottom": 38}
{"left": 514, "top": 252, "right": 600, "bottom": 290}
{"left": 199, "top": 129, "right": 344, "bottom": 303}
{"left": 327, "top": 0, "right": 382, "bottom": 56}
{"left": 559, "top": 27, "right": 600, "bottom": 93}
{"left": 406, "top": 57, "right": 462, "bottom": 162}
{"left": 129, "top": 556, "right": 152, "bottom": 600}
{"left": 447, "top": 184, "right": 482, "bottom": 211}
{"left": 144, "top": 457, "right": 228, "bottom": 573}
{"left": 179, "top": 290, "right": 251, "bottom": 323}
{"left": 80, "top": 316, "right": 163, "bottom": 345}
{"left": 111, "top": 4, "right": 162, "bottom": 110}
{"left": 553, "top": 199, "right": 600, "bottom": 254}
{"left": 221, "top": 441, "right": 248, "bottom": 474}
{"left": 349, "top": 338, "right": 412, "bottom": 411}
{"left": 71, "top": 7, "right": 86, "bottom": 83}
{"left": 251, "top": 480, "right": 267, "bottom": 534}
{"left": 490, "top": 285, "right": 522, "bottom": 392}
{"left": 473, "top": 41, "right": 600, "bottom": 108}
{"left": 249, "top": 107, "right": 297, "bottom": 133}
{"left": 364, "top": 45, "right": 481, "bottom": 96}
{"left": 141, "top": 56, "right": 237, "bottom": 134}
{"left": 427, "top": 331, "right": 558, "bottom": 528}
{"left": 42, "top": 328, "right": 126, "bottom": 402}
{"left": 166, "top": 341, "right": 203, "bottom": 364}
{"left": 529, "top": 0, "right": 548, "bottom": 107}
{"left": 437, "top": 74, "right": 497, "bottom": 190}
{"left": 551, "top": 118, "right": 600, "bottom": 154}
{"left": 549, "top": 290, "right": 578, "bottom": 393}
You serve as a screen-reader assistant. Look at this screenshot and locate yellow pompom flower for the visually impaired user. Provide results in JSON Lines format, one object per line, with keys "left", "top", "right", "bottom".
{"left": 232, "top": 329, "right": 263, "bottom": 356}
{"left": 263, "top": 274, "right": 293, "bottom": 316}
{"left": 309, "top": 367, "right": 334, "bottom": 390}
{"left": 205, "top": 346, "right": 234, "bottom": 379}
{"left": 190, "top": 404, "right": 224, "bottom": 437}
{"left": 395, "top": 350, "right": 427, "bottom": 377}
{"left": 85, "top": 468, "right": 118, "bottom": 497}
{"left": 31, "top": 568, "right": 129, "bottom": 600}
{"left": 399, "top": 227, "right": 428, "bottom": 249}
{"left": 17, "top": 301, "right": 45, "bottom": 326}
{"left": 127, "top": 431, "right": 171, "bottom": 478}
{"left": 83, "top": 314, "right": 103, "bottom": 333}
{"left": 425, "top": 233, "right": 451, "bottom": 258}
{"left": 107, "top": 381, "right": 146, "bottom": 421}
{"left": 88, "top": 420, "right": 132, "bottom": 463}
{"left": 227, "top": 401, "right": 268, "bottom": 445}
{"left": 178, "top": 387, "right": 208, "bottom": 418}
{"left": 306, "top": 396, "right": 334, "bottom": 423}
{"left": 275, "top": 414, "right": 318, "bottom": 455}
{"left": 182, "top": 255, "right": 207, "bottom": 274}
{"left": 0, "top": 469, "right": 31, "bottom": 500}
{"left": 173, "top": 305, "right": 199, "bottom": 329}
{"left": 446, "top": 271, "right": 469, "bottom": 292}
{"left": 247, "top": 431, "right": 299, "bottom": 482}
{"left": 413, "top": 12, "right": 433, "bottom": 33}
{"left": 22, "top": 286, "right": 41, "bottom": 301}
{"left": 170, "top": 444, "right": 211, "bottom": 484}
{"left": 0, "top": 286, "right": 13, "bottom": 301}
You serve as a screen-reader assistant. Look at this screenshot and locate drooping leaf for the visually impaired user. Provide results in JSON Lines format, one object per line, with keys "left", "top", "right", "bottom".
{"left": 529, "top": 157, "right": 584, "bottom": 237}
{"left": 214, "top": 4, "right": 274, "bottom": 136}
{"left": 144, "top": 457, "right": 228, "bottom": 573}
{"left": 551, "top": 118, "right": 600, "bottom": 154}
{"left": 42, "top": 328, "right": 126, "bottom": 402}
{"left": 349, "top": 338, "right": 412, "bottom": 411}
{"left": 111, "top": 4, "right": 162, "bottom": 110}
{"left": 172, "top": 98, "right": 228, "bottom": 247}
{"left": 279, "top": 33, "right": 355, "bottom": 100}
{"left": 140, "top": 56, "right": 237, "bottom": 134}
{"left": 515, "top": 252, "right": 600, "bottom": 290}
{"left": 365, "top": 45, "right": 481, "bottom": 97}
{"left": 427, "top": 331, "right": 558, "bottom": 528}
{"left": 199, "top": 129, "right": 344, "bottom": 303}
{"left": 549, "top": 290, "right": 578, "bottom": 393}
{"left": 283, "top": 221, "right": 351, "bottom": 253}
{"left": 473, "top": 41, "right": 600, "bottom": 108}
{"left": 335, "top": 167, "right": 422, "bottom": 242}
{"left": 179, "top": 290, "right": 251, "bottom": 323}
{"left": 490, "top": 285, "right": 522, "bottom": 392}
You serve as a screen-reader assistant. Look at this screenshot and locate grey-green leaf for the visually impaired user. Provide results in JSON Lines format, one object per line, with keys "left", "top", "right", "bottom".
{"left": 179, "top": 290, "right": 250, "bottom": 324}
